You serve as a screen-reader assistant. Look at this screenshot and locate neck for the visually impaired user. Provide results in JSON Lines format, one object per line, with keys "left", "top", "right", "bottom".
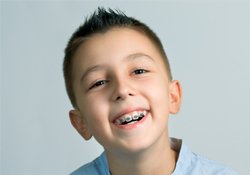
{"left": 106, "top": 134, "right": 177, "bottom": 175}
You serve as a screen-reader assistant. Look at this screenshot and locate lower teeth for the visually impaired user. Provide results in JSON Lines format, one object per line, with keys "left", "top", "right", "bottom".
{"left": 127, "top": 121, "right": 137, "bottom": 125}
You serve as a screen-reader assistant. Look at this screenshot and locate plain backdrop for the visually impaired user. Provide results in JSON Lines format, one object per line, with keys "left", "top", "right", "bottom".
{"left": 1, "top": 1, "right": 250, "bottom": 175}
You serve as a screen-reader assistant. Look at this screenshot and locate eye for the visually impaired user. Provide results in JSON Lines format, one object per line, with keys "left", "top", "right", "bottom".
{"left": 89, "top": 80, "right": 109, "bottom": 90}
{"left": 133, "top": 69, "right": 148, "bottom": 75}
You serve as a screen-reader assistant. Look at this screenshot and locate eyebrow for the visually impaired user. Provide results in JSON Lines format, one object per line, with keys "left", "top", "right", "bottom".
{"left": 80, "top": 52, "right": 154, "bottom": 83}
{"left": 126, "top": 52, "right": 155, "bottom": 62}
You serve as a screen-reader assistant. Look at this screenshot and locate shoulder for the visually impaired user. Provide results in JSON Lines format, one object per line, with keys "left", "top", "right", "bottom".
{"left": 192, "top": 153, "right": 239, "bottom": 175}
{"left": 171, "top": 139, "right": 239, "bottom": 175}
{"left": 70, "top": 161, "right": 97, "bottom": 175}
{"left": 70, "top": 152, "right": 109, "bottom": 175}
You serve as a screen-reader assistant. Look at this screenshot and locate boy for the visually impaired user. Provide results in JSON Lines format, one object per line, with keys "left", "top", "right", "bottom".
{"left": 63, "top": 8, "right": 238, "bottom": 175}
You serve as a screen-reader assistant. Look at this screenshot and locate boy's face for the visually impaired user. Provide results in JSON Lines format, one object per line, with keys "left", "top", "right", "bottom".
{"left": 69, "top": 28, "right": 181, "bottom": 154}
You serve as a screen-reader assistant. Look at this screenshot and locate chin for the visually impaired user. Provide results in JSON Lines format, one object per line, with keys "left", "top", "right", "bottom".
{"left": 118, "top": 137, "right": 156, "bottom": 155}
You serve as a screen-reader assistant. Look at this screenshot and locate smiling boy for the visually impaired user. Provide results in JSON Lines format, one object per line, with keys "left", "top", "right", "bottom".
{"left": 63, "top": 8, "right": 238, "bottom": 175}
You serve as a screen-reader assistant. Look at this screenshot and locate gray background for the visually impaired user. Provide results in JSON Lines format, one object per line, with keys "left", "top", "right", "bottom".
{"left": 1, "top": 1, "right": 249, "bottom": 175}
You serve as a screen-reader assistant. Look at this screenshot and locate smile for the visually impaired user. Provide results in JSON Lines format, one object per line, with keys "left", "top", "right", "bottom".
{"left": 114, "top": 110, "right": 147, "bottom": 125}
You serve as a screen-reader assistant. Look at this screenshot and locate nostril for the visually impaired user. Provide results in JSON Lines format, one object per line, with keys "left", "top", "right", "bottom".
{"left": 112, "top": 88, "right": 135, "bottom": 101}
{"left": 116, "top": 93, "right": 133, "bottom": 101}
{"left": 116, "top": 96, "right": 121, "bottom": 101}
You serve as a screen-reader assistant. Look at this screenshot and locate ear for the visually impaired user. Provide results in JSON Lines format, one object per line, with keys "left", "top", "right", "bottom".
{"left": 69, "top": 109, "right": 92, "bottom": 140}
{"left": 168, "top": 80, "right": 182, "bottom": 114}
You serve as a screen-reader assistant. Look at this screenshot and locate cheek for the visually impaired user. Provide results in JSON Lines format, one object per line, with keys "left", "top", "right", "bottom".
{"left": 141, "top": 77, "right": 170, "bottom": 116}
{"left": 81, "top": 96, "right": 110, "bottom": 131}
{"left": 143, "top": 77, "right": 169, "bottom": 101}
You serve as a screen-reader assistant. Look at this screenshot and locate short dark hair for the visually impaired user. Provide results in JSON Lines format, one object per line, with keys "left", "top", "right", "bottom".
{"left": 63, "top": 7, "right": 172, "bottom": 108}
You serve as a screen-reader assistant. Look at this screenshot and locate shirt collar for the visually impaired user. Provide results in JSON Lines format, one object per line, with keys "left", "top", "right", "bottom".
{"left": 170, "top": 138, "right": 193, "bottom": 175}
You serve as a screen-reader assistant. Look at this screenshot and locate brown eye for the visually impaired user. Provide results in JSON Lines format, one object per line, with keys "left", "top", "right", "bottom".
{"left": 133, "top": 69, "right": 148, "bottom": 75}
{"left": 89, "top": 80, "right": 108, "bottom": 90}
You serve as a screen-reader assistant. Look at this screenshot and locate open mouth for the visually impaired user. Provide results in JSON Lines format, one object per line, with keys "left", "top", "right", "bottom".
{"left": 114, "top": 110, "right": 147, "bottom": 125}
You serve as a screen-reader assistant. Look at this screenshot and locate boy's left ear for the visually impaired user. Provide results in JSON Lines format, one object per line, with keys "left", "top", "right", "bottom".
{"left": 168, "top": 80, "right": 182, "bottom": 114}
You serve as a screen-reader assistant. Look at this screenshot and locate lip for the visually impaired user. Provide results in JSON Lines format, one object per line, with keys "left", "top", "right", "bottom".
{"left": 114, "top": 112, "right": 148, "bottom": 130}
{"left": 112, "top": 107, "right": 147, "bottom": 123}
{"left": 112, "top": 107, "right": 149, "bottom": 129}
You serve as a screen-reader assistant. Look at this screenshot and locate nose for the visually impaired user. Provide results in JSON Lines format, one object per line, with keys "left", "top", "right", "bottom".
{"left": 111, "top": 78, "right": 135, "bottom": 101}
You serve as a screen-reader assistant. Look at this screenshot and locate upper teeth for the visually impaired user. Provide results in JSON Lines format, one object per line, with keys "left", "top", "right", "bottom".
{"left": 115, "top": 110, "right": 147, "bottom": 125}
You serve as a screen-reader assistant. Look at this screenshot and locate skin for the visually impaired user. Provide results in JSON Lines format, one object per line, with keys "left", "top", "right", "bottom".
{"left": 69, "top": 28, "right": 182, "bottom": 175}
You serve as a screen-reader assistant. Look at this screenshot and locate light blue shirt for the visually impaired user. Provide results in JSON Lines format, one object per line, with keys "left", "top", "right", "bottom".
{"left": 71, "top": 139, "right": 239, "bottom": 175}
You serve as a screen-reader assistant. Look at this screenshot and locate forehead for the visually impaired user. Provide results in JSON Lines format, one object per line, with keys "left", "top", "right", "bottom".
{"left": 72, "top": 28, "right": 164, "bottom": 70}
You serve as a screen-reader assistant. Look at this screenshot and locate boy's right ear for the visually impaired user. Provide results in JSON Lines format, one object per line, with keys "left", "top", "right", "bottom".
{"left": 69, "top": 109, "right": 92, "bottom": 140}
